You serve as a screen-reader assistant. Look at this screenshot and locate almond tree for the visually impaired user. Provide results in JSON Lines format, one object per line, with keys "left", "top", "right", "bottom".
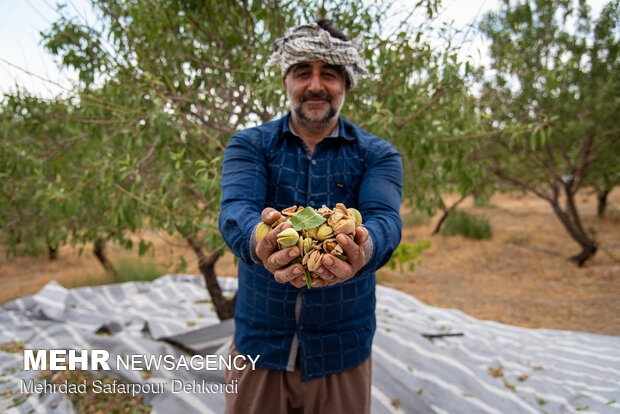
{"left": 0, "top": 89, "right": 155, "bottom": 277}
{"left": 477, "top": 0, "right": 619, "bottom": 265}
{"left": 0, "top": 93, "right": 73, "bottom": 261}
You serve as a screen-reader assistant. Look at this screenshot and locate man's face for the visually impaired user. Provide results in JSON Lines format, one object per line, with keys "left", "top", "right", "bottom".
{"left": 284, "top": 61, "right": 348, "bottom": 130}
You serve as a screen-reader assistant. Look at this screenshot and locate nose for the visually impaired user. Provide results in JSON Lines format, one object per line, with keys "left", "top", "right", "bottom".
{"left": 308, "top": 72, "right": 324, "bottom": 93}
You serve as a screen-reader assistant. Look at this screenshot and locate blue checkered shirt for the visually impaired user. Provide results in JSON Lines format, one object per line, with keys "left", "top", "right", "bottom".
{"left": 219, "top": 113, "right": 403, "bottom": 381}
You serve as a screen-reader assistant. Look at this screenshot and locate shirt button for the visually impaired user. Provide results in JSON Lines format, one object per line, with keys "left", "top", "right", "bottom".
{"left": 299, "top": 325, "right": 304, "bottom": 330}
{"left": 311, "top": 160, "right": 317, "bottom": 165}
{"left": 309, "top": 201, "right": 315, "bottom": 206}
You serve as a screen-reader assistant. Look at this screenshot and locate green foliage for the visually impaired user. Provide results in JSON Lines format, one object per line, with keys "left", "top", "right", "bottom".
{"left": 442, "top": 210, "right": 492, "bottom": 240}
{"left": 386, "top": 241, "right": 431, "bottom": 272}
{"left": 114, "top": 257, "right": 164, "bottom": 284}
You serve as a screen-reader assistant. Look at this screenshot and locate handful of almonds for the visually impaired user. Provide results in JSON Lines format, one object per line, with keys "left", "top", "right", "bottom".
{"left": 257, "top": 203, "right": 363, "bottom": 288}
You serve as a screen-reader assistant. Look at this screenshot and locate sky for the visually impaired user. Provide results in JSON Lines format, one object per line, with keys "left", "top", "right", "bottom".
{"left": 0, "top": 0, "right": 609, "bottom": 98}
{"left": 0, "top": 0, "right": 98, "bottom": 97}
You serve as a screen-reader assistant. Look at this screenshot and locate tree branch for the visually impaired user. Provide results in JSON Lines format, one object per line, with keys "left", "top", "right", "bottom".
{"left": 395, "top": 87, "right": 444, "bottom": 128}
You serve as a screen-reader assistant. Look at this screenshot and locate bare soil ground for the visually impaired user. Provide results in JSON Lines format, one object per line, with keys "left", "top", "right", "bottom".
{"left": 1, "top": 190, "right": 619, "bottom": 336}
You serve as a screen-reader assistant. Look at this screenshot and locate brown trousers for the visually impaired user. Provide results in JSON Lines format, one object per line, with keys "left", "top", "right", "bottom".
{"left": 224, "top": 341, "right": 372, "bottom": 414}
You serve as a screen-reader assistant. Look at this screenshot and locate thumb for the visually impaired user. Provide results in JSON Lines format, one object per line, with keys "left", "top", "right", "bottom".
{"left": 261, "top": 208, "right": 282, "bottom": 226}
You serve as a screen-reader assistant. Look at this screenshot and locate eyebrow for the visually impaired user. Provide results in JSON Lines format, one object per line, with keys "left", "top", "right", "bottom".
{"left": 321, "top": 64, "right": 342, "bottom": 72}
{"left": 291, "top": 63, "right": 312, "bottom": 74}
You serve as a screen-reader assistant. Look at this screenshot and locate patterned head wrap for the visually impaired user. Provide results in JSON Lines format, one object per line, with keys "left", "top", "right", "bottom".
{"left": 265, "top": 22, "right": 369, "bottom": 89}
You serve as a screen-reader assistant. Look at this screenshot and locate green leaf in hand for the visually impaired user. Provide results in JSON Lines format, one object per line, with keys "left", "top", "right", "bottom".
{"left": 290, "top": 207, "right": 326, "bottom": 230}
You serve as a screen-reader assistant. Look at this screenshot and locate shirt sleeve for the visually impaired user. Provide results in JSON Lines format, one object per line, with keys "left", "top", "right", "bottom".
{"left": 219, "top": 132, "right": 267, "bottom": 264}
{"left": 358, "top": 139, "right": 403, "bottom": 272}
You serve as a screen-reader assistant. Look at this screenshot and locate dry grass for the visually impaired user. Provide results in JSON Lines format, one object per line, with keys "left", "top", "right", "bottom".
{"left": 0, "top": 230, "right": 238, "bottom": 303}
{"left": 381, "top": 190, "right": 620, "bottom": 336}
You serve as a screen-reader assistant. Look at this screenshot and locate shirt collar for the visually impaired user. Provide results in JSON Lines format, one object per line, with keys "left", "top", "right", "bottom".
{"left": 281, "top": 112, "right": 356, "bottom": 142}
{"left": 288, "top": 118, "right": 339, "bottom": 139}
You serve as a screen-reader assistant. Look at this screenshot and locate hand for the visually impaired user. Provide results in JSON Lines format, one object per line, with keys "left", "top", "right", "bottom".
{"left": 311, "top": 226, "right": 369, "bottom": 288}
{"left": 255, "top": 208, "right": 307, "bottom": 288}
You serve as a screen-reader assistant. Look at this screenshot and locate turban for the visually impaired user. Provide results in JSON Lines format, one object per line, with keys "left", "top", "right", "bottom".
{"left": 265, "top": 22, "right": 369, "bottom": 89}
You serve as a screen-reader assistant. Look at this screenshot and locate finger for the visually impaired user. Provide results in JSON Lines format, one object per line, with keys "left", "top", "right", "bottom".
{"left": 256, "top": 221, "right": 292, "bottom": 260}
{"left": 311, "top": 270, "right": 342, "bottom": 287}
{"left": 266, "top": 246, "right": 300, "bottom": 272}
{"left": 311, "top": 271, "right": 337, "bottom": 287}
{"left": 321, "top": 253, "right": 354, "bottom": 280}
{"left": 314, "top": 265, "right": 337, "bottom": 282}
{"left": 261, "top": 208, "right": 282, "bottom": 226}
{"left": 273, "top": 263, "right": 304, "bottom": 284}
{"left": 310, "top": 277, "right": 329, "bottom": 288}
{"left": 289, "top": 275, "right": 308, "bottom": 288}
{"left": 354, "top": 226, "right": 369, "bottom": 245}
{"left": 335, "top": 233, "right": 365, "bottom": 269}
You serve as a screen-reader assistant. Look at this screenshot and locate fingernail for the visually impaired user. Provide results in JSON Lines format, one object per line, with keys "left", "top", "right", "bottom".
{"left": 289, "top": 248, "right": 298, "bottom": 257}
{"left": 323, "top": 255, "right": 333, "bottom": 266}
{"left": 293, "top": 267, "right": 301, "bottom": 274}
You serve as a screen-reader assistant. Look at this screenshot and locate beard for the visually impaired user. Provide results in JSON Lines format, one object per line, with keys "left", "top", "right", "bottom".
{"left": 290, "top": 91, "right": 343, "bottom": 131}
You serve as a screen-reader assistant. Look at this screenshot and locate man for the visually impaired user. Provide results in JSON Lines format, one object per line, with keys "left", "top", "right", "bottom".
{"left": 219, "top": 19, "right": 403, "bottom": 413}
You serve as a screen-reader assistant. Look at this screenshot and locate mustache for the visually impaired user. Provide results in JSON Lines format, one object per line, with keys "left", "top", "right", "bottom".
{"left": 301, "top": 92, "right": 331, "bottom": 103}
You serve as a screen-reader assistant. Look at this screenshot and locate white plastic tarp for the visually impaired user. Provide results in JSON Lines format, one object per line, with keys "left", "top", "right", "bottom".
{"left": 1, "top": 274, "right": 618, "bottom": 413}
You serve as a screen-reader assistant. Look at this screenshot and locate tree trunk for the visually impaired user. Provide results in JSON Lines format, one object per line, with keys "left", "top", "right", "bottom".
{"left": 568, "top": 243, "right": 598, "bottom": 267}
{"left": 185, "top": 235, "right": 236, "bottom": 321}
{"left": 597, "top": 188, "right": 610, "bottom": 217}
{"left": 48, "top": 244, "right": 58, "bottom": 261}
{"left": 94, "top": 238, "right": 117, "bottom": 278}
{"left": 549, "top": 185, "right": 598, "bottom": 267}
{"left": 432, "top": 192, "right": 469, "bottom": 235}
{"left": 7, "top": 228, "right": 22, "bottom": 244}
